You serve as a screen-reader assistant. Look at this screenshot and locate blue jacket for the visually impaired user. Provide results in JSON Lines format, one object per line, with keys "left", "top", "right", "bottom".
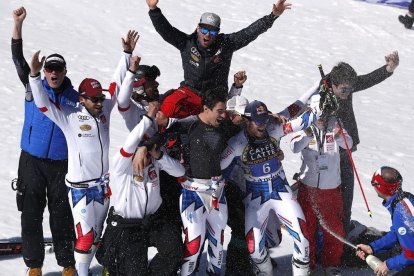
{"left": 12, "top": 39, "right": 78, "bottom": 160}
{"left": 370, "top": 192, "right": 414, "bottom": 271}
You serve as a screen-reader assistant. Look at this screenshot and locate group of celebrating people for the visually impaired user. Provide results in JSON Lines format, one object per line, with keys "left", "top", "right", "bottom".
{"left": 10, "top": 0, "right": 414, "bottom": 276}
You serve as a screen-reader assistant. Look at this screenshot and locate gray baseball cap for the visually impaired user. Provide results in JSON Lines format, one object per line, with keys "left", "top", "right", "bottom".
{"left": 199, "top": 12, "right": 221, "bottom": 30}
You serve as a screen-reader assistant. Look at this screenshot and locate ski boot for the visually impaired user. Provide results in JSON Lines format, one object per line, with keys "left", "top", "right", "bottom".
{"left": 291, "top": 257, "right": 310, "bottom": 276}
{"left": 27, "top": 267, "right": 42, "bottom": 276}
{"left": 398, "top": 14, "right": 414, "bottom": 29}
{"left": 62, "top": 266, "right": 76, "bottom": 276}
{"left": 252, "top": 255, "right": 273, "bottom": 276}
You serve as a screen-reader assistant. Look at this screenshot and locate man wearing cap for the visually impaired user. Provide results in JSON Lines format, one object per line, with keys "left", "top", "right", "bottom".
{"left": 145, "top": 0, "right": 291, "bottom": 121}
{"left": 28, "top": 42, "right": 131, "bottom": 275}
{"left": 221, "top": 100, "right": 323, "bottom": 275}
{"left": 357, "top": 167, "right": 414, "bottom": 275}
{"left": 11, "top": 7, "right": 78, "bottom": 276}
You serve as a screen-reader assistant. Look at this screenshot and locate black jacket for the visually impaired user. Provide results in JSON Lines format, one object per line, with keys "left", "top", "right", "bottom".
{"left": 324, "top": 65, "right": 393, "bottom": 151}
{"left": 149, "top": 7, "right": 278, "bottom": 93}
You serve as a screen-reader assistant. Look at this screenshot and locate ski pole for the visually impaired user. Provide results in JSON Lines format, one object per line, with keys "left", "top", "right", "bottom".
{"left": 317, "top": 64, "right": 372, "bottom": 218}
{"left": 337, "top": 119, "right": 372, "bottom": 218}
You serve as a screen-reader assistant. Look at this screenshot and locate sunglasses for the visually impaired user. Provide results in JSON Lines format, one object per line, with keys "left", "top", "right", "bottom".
{"left": 200, "top": 27, "right": 218, "bottom": 37}
{"left": 44, "top": 66, "right": 65, "bottom": 73}
{"left": 82, "top": 94, "right": 106, "bottom": 103}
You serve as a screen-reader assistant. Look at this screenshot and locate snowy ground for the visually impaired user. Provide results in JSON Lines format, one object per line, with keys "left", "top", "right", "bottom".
{"left": 0, "top": 0, "right": 413, "bottom": 275}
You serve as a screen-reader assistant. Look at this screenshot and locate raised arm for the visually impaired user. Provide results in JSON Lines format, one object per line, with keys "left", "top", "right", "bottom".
{"left": 117, "top": 55, "right": 141, "bottom": 110}
{"left": 147, "top": 0, "right": 188, "bottom": 51}
{"left": 11, "top": 7, "right": 31, "bottom": 91}
{"left": 107, "top": 30, "right": 137, "bottom": 102}
{"left": 278, "top": 81, "right": 319, "bottom": 119}
{"left": 29, "top": 51, "right": 70, "bottom": 129}
{"left": 353, "top": 51, "right": 398, "bottom": 93}
{"left": 228, "top": 71, "right": 247, "bottom": 98}
{"left": 227, "top": 0, "right": 291, "bottom": 51}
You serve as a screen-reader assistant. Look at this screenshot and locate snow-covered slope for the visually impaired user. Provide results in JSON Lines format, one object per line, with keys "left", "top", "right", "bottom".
{"left": 0, "top": 0, "right": 413, "bottom": 274}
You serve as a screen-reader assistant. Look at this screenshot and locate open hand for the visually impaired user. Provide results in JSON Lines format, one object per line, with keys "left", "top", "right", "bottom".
{"left": 272, "top": 0, "right": 292, "bottom": 17}
{"left": 385, "top": 51, "right": 399, "bottom": 73}
{"left": 30, "top": 50, "right": 45, "bottom": 76}
{"left": 122, "top": 30, "right": 140, "bottom": 53}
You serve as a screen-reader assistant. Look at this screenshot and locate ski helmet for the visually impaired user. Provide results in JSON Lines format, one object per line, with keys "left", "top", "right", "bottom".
{"left": 371, "top": 166, "right": 402, "bottom": 196}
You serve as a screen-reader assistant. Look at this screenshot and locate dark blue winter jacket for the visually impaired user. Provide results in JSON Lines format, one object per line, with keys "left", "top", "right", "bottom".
{"left": 370, "top": 192, "right": 414, "bottom": 271}
{"left": 12, "top": 38, "right": 78, "bottom": 160}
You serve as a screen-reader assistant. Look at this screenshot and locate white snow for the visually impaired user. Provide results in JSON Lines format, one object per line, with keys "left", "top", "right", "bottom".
{"left": 0, "top": 0, "right": 413, "bottom": 275}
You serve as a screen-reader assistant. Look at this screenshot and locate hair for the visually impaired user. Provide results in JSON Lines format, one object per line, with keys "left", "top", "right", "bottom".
{"left": 202, "top": 86, "right": 227, "bottom": 109}
{"left": 381, "top": 167, "right": 402, "bottom": 183}
{"left": 330, "top": 62, "right": 358, "bottom": 87}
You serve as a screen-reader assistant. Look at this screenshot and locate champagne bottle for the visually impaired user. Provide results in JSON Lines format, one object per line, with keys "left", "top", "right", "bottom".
{"left": 366, "top": 255, "right": 383, "bottom": 271}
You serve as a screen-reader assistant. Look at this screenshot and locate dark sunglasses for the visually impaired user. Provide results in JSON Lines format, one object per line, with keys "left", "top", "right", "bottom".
{"left": 82, "top": 94, "right": 106, "bottom": 103}
{"left": 200, "top": 27, "right": 218, "bottom": 37}
{"left": 44, "top": 66, "right": 65, "bottom": 73}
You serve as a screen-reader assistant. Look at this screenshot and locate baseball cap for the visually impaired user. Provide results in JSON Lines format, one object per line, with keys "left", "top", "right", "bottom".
{"left": 135, "top": 65, "right": 161, "bottom": 81}
{"left": 244, "top": 100, "right": 270, "bottom": 125}
{"left": 226, "top": 96, "right": 249, "bottom": 115}
{"left": 44, "top": 53, "right": 66, "bottom": 68}
{"left": 199, "top": 12, "right": 221, "bottom": 30}
{"left": 78, "top": 78, "right": 108, "bottom": 97}
{"left": 371, "top": 166, "right": 402, "bottom": 196}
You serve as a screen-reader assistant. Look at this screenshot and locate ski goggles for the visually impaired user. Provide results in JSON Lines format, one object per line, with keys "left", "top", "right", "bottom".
{"left": 200, "top": 27, "right": 219, "bottom": 37}
{"left": 44, "top": 65, "right": 65, "bottom": 73}
{"left": 82, "top": 94, "right": 106, "bottom": 103}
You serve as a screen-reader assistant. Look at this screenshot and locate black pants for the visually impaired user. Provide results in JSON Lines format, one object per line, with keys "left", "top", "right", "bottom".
{"left": 410, "top": 0, "right": 414, "bottom": 14}
{"left": 97, "top": 207, "right": 183, "bottom": 276}
{"left": 225, "top": 181, "right": 255, "bottom": 276}
{"left": 340, "top": 149, "right": 355, "bottom": 233}
{"left": 18, "top": 150, "right": 75, "bottom": 268}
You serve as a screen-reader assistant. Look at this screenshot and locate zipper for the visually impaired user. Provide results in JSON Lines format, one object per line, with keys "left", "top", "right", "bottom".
{"left": 28, "top": 126, "right": 32, "bottom": 144}
{"left": 90, "top": 111, "right": 104, "bottom": 177}
{"left": 46, "top": 123, "right": 55, "bottom": 158}
{"left": 144, "top": 171, "right": 149, "bottom": 217}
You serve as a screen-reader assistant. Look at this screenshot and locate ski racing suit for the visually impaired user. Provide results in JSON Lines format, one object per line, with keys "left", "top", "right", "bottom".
{"left": 369, "top": 192, "right": 414, "bottom": 272}
{"left": 221, "top": 107, "right": 320, "bottom": 276}
{"left": 29, "top": 52, "right": 129, "bottom": 276}
{"left": 290, "top": 97, "right": 353, "bottom": 270}
{"left": 144, "top": 116, "right": 239, "bottom": 275}
{"left": 97, "top": 115, "right": 185, "bottom": 275}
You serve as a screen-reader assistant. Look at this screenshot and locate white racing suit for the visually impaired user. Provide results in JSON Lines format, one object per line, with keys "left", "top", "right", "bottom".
{"left": 221, "top": 108, "right": 319, "bottom": 276}
{"left": 29, "top": 52, "right": 129, "bottom": 276}
{"left": 179, "top": 176, "right": 227, "bottom": 276}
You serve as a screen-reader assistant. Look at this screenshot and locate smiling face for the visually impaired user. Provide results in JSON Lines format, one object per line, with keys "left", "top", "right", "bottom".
{"left": 332, "top": 82, "right": 353, "bottom": 100}
{"left": 246, "top": 119, "right": 268, "bottom": 139}
{"left": 203, "top": 101, "right": 226, "bottom": 127}
{"left": 197, "top": 25, "right": 218, "bottom": 48}
{"left": 43, "top": 65, "right": 67, "bottom": 89}
{"left": 79, "top": 94, "right": 105, "bottom": 117}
